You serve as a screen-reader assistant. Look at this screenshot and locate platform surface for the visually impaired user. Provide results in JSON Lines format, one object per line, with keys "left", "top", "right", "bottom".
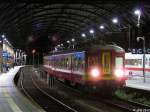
{"left": 0, "top": 66, "right": 45, "bottom": 112}
{"left": 126, "top": 76, "right": 150, "bottom": 91}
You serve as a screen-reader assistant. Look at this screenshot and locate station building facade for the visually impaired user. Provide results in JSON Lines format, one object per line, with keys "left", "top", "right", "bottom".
{"left": 0, "top": 37, "right": 15, "bottom": 73}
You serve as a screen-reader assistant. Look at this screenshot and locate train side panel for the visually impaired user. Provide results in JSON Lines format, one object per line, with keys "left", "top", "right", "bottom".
{"left": 43, "top": 51, "right": 87, "bottom": 84}
{"left": 125, "top": 53, "right": 150, "bottom": 78}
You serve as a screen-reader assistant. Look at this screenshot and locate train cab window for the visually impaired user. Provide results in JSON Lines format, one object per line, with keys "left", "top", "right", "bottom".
{"left": 88, "top": 56, "right": 98, "bottom": 67}
{"left": 115, "top": 57, "right": 123, "bottom": 69}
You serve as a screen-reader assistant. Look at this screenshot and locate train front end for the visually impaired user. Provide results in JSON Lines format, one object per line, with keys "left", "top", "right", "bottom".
{"left": 85, "top": 45, "right": 127, "bottom": 89}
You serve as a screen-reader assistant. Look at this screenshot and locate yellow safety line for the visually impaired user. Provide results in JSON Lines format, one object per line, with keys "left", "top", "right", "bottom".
{"left": 3, "top": 89, "right": 23, "bottom": 112}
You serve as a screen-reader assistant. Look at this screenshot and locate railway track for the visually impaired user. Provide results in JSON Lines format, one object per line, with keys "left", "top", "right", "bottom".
{"left": 37, "top": 70, "right": 150, "bottom": 112}
{"left": 19, "top": 67, "right": 78, "bottom": 112}
{"left": 17, "top": 66, "right": 150, "bottom": 112}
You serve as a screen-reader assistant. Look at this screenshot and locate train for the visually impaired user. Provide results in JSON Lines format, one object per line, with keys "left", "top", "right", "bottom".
{"left": 125, "top": 53, "right": 150, "bottom": 77}
{"left": 43, "top": 44, "right": 127, "bottom": 93}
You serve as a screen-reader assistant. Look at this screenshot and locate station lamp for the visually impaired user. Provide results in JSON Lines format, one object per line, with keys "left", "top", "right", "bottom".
{"left": 71, "top": 38, "right": 75, "bottom": 42}
{"left": 2, "top": 34, "right": 5, "bottom": 38}
{"left": 134, "top": 9, "right": 141, "bottom": 28}
{"left": 54, "top": 47, "right": 58, "bottom": 51}
{"left": 81, "top": 33, "right": 86, "bottom": 37}
{"left": 112, "top": 18, "right": 118, "bottom": 24}
{"left": 89, "top": 29, "right": 94, "bottom": 34}
{"left": 32, "top": 49, "right": 36, "bottom": 54}
{"left": 61, "top": 44, "right": 63, "bottom": 46}
{"left": 100, "top": 25, "right": 104, "bottom": 30}
{"left": 134, "top": 9, "right": 141, "bottom": 16}
{"left": 67, "top": 40, "right": 70, "bottom": 43}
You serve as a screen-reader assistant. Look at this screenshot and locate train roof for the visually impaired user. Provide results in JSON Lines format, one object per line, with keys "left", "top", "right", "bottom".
{"left": 44, "top": 44, "right": 125, "bottom": 57}
{"left": 87, "top": 44, "right": 125, "bottom": 53}
{"left": 101, "top": 45, "right": 125, "bottom": 52}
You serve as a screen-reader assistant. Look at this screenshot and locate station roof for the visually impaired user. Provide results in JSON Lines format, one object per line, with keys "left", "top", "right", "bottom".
{"left": 0, "top": 0, "right": 150, "bottom": 53}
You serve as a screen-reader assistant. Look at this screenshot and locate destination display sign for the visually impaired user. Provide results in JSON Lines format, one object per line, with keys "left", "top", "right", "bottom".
{"left": 130, "top": 48, "right": 150, "bottom": 54}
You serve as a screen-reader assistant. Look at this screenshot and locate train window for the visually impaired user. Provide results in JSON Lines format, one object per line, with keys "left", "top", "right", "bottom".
{"left": 72, "top": 52, "right": 85, "bottom": 73}
{"left": 88, "top": 56, "right": 98, "bottom": 66}
{"left": 115, "top": 57, "right": 123, "bottom": 69}
{"left": 138, "top": 59, "right": 142, "bottom": 65}
{"left": 67, "top": 56, "right": 71, "bottom": 70}
{"left": 72, "top": 57, "right": 80, "bottom": 71}
{"left": 145, "top": 58, "right": 147, "bottom": 65}
{"left": 63, "top": 58, "right": 65, "bottom": 68}
{"left": 125, "top": 59, "right": 142, "bottom": 66}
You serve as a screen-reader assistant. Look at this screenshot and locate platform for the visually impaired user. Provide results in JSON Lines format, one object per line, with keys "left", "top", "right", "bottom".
{"left": 0, "top": 66, "right": 45, "bottom": 112}
{"left": 126, "top": 76, "right": 150, "bottom": 91}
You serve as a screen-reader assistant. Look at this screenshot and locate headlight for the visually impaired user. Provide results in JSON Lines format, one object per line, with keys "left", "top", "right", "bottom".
{"left": 90, "top": 68, "right": 100, "bottom": 78}
{"left": 115, "top": 69, "right": 124, "bottom": 77}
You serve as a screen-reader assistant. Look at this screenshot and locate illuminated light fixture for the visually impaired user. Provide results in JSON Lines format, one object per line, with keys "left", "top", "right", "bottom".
{"left": 32, "top": 49, "right": 36, "bottom": 54}
{"left": 2, "top": 34, "right": 5, "bottom": 38}
{"left": 112, "top": 18, "right": 118, "bottom": 24}
{"left": 100, "top": 25, "right": 104, "bottom": 29}
{"left": 55, "top": 47, "right": 58, "bottom": 51}
{"left": 90, "top": 68, "right": 100, "bottom": 78}
{"left": 67, "top": 40, "right": 70, "bottom": 43}
{"left": 81, "top": 33, "right": 86, "bottom": 37}
{"left": 61, "top": 44, "right": 63, "bottom": 46}
{"left": 89, "top": 29, "right": 94, "bottom": 34}
{"left": 58, "top": 45, "right": 60, "bottom": 47}
{"left": 115, "top": 69, "right": 124, "bottom": 78}
{"left": 71, "top": 38, "right": 75, "bottom": 42}
{"left": 134, "top": 9, "right": 141, "bottom": 16}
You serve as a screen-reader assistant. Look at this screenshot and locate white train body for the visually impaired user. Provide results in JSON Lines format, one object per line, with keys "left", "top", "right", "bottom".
{"left": 125, "top": 53, "right": 150, "bottom": 77}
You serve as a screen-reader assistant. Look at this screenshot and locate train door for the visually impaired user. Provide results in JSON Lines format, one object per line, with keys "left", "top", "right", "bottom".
{"left": 86, "top": 52, "right": 100, "bottom": 80}
{"left": 102, "top": 52, "right": 111, "bottom": 75}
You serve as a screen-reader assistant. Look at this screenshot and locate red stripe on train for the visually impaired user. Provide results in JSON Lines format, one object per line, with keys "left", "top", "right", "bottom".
{"left": 125, "top": 67, "right": 150, "bottom": 72}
